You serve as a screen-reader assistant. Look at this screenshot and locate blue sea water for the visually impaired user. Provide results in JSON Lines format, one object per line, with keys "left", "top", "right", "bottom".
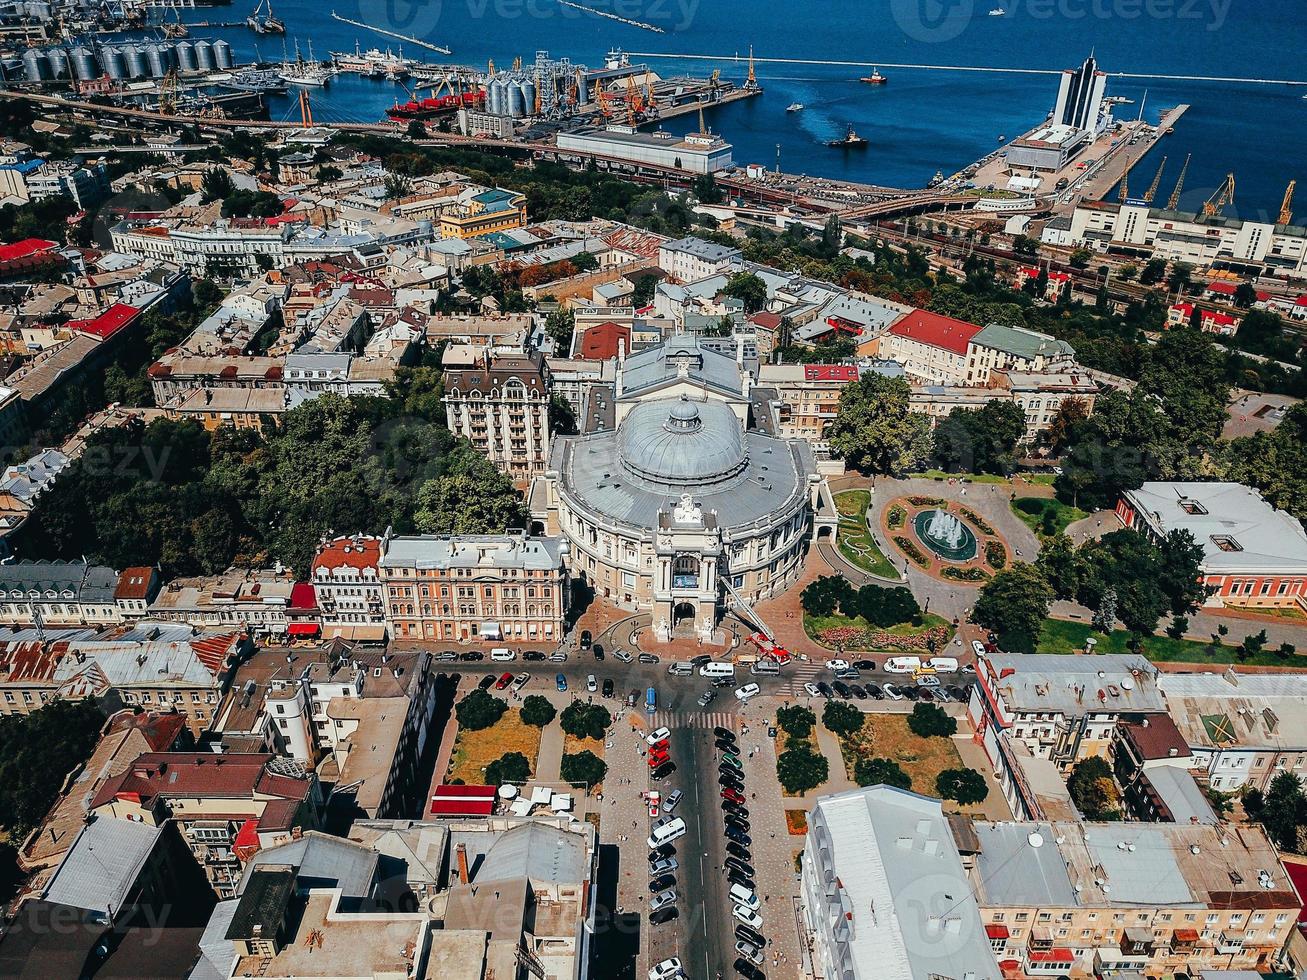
{"left": 186, "top": 0, "right": 1306, "bottom": 216}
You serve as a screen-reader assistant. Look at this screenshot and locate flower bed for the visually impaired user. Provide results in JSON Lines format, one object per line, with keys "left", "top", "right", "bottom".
{"left": 907, "top": 495, "right": 945, "bottom": 507}
{"left": 985, "top": 540, "right": 1007, "bottom": 569}
{"left": 941, "top": 566, "right": 989, "bottom": 582}
{"left": 815, "top": 622, "right": 952, "bottom": 652}
{"left": 887, "top": 505, "right": 907, "bottom": 530}
{"left": 894, "top": 535, "right": 930, "bottom": 567}
{"left": 960, "top": 507, "right": 995, "bottom": 535}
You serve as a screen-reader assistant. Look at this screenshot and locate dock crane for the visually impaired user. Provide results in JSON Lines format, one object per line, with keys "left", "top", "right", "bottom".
{"left": 1118, "top": 170, "right": 1129, "bottom": 203}
{"left": 1203, "top": 173, "right": 1235, "bottom": 217}
{"left": 745, "top": 45, "right": 757, "bottom": 90}
{"left": 1166, "top": 153, "right": 1190, "bottom": 210}
{"left": 1142, "top": 156, "right": 1166, "bottom": 204}
{"left": 1279, "top": 180, "right": 1296, "bottom": 226}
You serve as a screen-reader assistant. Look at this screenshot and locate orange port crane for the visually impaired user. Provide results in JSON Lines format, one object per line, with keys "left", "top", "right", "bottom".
{"left": 1279, "top": 180, "right": 1296, "bottom": 226}
{"left": 1142, "top": 156, "right": 1166, "bottom": 204}
{"left": 1203, "top": 173, "right": 1235, "bottom": 217}
{"left": 1166, "top": 153, "right": 1191, "bottom": 210}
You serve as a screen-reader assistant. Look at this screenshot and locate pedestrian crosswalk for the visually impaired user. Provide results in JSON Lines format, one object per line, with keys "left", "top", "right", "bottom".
{"left": 645, "top": 710, "right": 739, "bottom": 731}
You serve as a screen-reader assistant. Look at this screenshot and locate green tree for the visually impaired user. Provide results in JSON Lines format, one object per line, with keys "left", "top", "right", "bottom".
{"left": 559, "top": 701, "right": 611, "bottom": 741}
{"left": 200, "top": 166, "right": 234, "bottom": 203}
{"left": 485, "top": 751, "right": 531, "bottom": 785}
{"left": 937, "top": 768, "right": 989, "bottom": 804}
{"left": 549, "top": 393, "right": 578, "bottom": 436}
{"left": 848, "top": 584, "right": 920, "bottom": 627}
{"left": 1223, "top": 403, "right": 1307, "bottom": 523}
{"left": 1254, "top": 772, "right": 1305, "bottom": 852}
{"left": 1035, "top": 534, "right": 1085, "bottom": 601}
{"left": 1012, "top": 235, "right": 1038, "bottom": 256}
{"left": 384, "top": 173, "right": 412, "bottom": 200}
{"left": 692, "top": 173, "right": 723, "bottom": 205}
{"left": 1139, "top": 258, "right": 1167, "bottom": 284}
{"left": 801, "top": 575, "right": 856, "bottom": 618}
{"left": 821, "top": 700, "right": 864, "bottom": 737}
{"left": 561, "top": 750, "right": 608, "bottom": 787}
{"left": 931, "top": 400, "right": 1027, "bottom": 475}
{"left": 455, "top": 689, "right": 508, "bottom": 731}
{"left": 777, "top": 743, "right": 829, "bottom": 794}
{"left": 827, "top": 375, "right": 933, "bottom": 474}
{"left": 1067, "top": 756, "right": 1121, "bottom": 820}
{"left": 853, "top": 756, "right": 911, "bottom": 790}
{"left": 544, "top": 307, "right": 575, "bottom": 352}
{"left": 907, "top": 702, "right": 957, "bottom": 738}
{"left": 0, "top": 698, "right": 107, "bottom": 837}
{"left": 724, "top": 271, "right": 768, "bottom": 314}
{"left": 776, "top": 704, "right": 816, "bottom": 740}
{"left": 520, "top": 695, "right": 557, "bottom": 728}
{"left": 972, "top": 563, "right": 1053, "bottom": 652}
{"left": 413, "top": 444, "right": 527, "bottom": 534}
{"left": 1068, "top": 248, "right": 1092, "bottom": 269}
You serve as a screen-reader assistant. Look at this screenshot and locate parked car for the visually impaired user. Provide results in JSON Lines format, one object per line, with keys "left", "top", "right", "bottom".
{"left": 803, "top": 682, "right": 822, "bottom": 698}
{"left": 735, "top": 923, "right": 764, "bottom": 947}
{"left": 732, "top": 905, "right": 764, "bottom": 930}
{"left": 815, "top": 681, "right": 834, "bottom": 698}
{"left": 714, "top": 727, "right": 736, "bottom": 741}
{"left": 602, "top": 678, "right": 615, "bottom": 698}
{"left": 477, "top": 674, "right": 496, "bottom": 690}
{"left": 494, "top": 672, "right": 514, "bottom": 690}
{"left": 614, "top": 649, "right": 634, "bottom": 664}
{"left": 735, "top": 940, "right": 764, "bottom": 966}
{"left": 882, "top": 684, "right": 904, "bottom": 700}
{"left": 853, "top": 659, "right": 876, "bottom": 671}
{"left": 836, "top": 669, "right": 861, "bottom": 681}
{"left": 648, "top": 957, "right": 683, "bottom": 980}
{"left": 461, "top": 651, "right": 485, "bottom": 662}
{"left": 435, "top": 651, "right": 458, "bottom": 662}
{"left": 866, "top": 684, "right": 885, "bottom": 699}
{"left": 512, "top": 672, "right": 530, "bottom": 691}
{"left": 639, "top": 653, "right": 660, "bottom": 664}
{"left": 586, "top": 674, "right": 597, "bottom": 693}
{"left": 593, "top": 644, "right": 605, "bottom": 661}
{"left": 649, "top": 906, "right": 679, "bottom": 925}
{"left": 724, "top": 827, "right": 752, "bottom": 846}
{"left": 916, "top": 674, "right": 941, "bottom": 688}
{"left": 832, "top": 681, "right": 852, "bottom": 698}
{"left": 722, "top": 787, "right": 745, "bottom": 804}
{"left": 971, "top": 639, "right": 986, "bottom": 658}
{"left": 646, "top": 727, "right": 671, "bottom": 745}
{"left": 720, "top": 754, "right": 742, "bottom": 771}
{"left": 548, "top": 651, "right": 567, "bottom": 662}
{"left": 649, "top": 874, "right": 676, "bottom": 893}
{"left": 715, "top": 738, "right": 737, "bottom": 752}
{"left": 725, "top": 857, "right": 756, "bottom": 878}
{"left": 726, "top": 841, "right": 752, "bottom": 861}
{"left": 649, "top": 855, "right": 678, "bottom": 876}
{"left": 697, "top": 689, "right": 717, "bottom": 707}
{"left": 651, "top": 761, "right": 676, "bottom": 780}
{"left": 664, "top": 789, "right": 683, "bottom": 813}
{"left": 825, "top": 659, "right": 850, "bottom": 672}
{"left": 689, "top": 654, "right": 712, "bottom": 668}
{"left": 727, "top": 870, "right": 755, "bottom": 892}
{"left": 849, "top": 684, "right": 868, "bottom": 699}
{"left": 734, "top": 958, "right": 764, "bottom": 980}
{"left": 579, "top": 630, "right": 592, "bottom": 650}
{"left": 555, "top": 673, "right": 568, "bottom": 692}
{"left": 522, "top": 650, "right": 546, "bottom": 662}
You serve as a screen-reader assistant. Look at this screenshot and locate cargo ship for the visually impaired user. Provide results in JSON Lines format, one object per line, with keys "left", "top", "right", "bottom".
{"left": 828, "top": 124, "right": 869, "bottom": 148}
{"left": 860, "top": 67, "right": 886, "bottom": 84}
{"left": 386, "top": 89, "right": 481, "bottom": 121}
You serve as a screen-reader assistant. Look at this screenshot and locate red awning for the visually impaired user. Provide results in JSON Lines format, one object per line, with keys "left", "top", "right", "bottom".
{"left": 1028, "top": 948, "right": 1074, "bottom": 963}
{"left": 287, "top": 623, "right": 320, "bottom": 636}
{"left": 985, "top": 923, "right": 1010, "bottom": 939}
{"left": 431, "top": 798, "right": 495, "bottom": 816}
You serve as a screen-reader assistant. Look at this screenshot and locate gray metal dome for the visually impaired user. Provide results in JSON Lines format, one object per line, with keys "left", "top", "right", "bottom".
{"left": 619, "top": 396, "right": 747, "bottom": 488}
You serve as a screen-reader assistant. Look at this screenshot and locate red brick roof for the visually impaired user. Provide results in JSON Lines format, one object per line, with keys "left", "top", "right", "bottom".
{"left": 90, "top": 752, "right": 310, "bottom": 810}
{"left": 749, "top": 311, "right": 782, "bottom": 330}
{"left": 1119, "top": 713, "right": 1188, "bottom": 760}
{"left": 0, "top": 238, "right": 57, "bottom": 262}
{"left": 803, "top": 365, "right": 858, "bottom": 382}
{"left": 887, "top": 309, "right": 982, "bottom": 355}
{"left": 577, "top": 321, "right": 631, "bottom": 361}
{"left": 114, "top": 567, "right": 156, "bottom": 601}
{"left": 106, "top": 709, "right": 187, "bottom": 751}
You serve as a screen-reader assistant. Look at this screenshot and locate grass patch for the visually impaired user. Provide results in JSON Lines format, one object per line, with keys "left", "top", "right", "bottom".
{"left": 1037, "top": 617, "right": 1295, "bottom": 666}
{"left": 804, "top": 611, "right": 954, "bottom": 649}
{"left": 448, "top": 712, "right": 543, "bottom": 784}
{"left": 1011, "top": 496, "right": 1087, "bottom": 538}
{"left": 833, "top": 489, "right": 899, "bottom": 579}
{"left": 840, "top": 713, "right": 981, "bottom": 812}
{"left": 564, "top": 733, "right": 605, "bottom": 756}
{"left": 785, "top": 810, "right": 808, "bottom": 835}
{"left": 909, "top": 470, "right": 1011, "bottom": 484}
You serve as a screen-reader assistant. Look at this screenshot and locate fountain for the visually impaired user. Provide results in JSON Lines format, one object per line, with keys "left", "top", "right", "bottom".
{"left": 913, "top": 507, "right": 978, "bottom": 562}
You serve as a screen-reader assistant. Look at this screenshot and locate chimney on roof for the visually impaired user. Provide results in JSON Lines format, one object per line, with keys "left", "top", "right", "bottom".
{"left": 456, "top": 843, "right": 470, "bottom": 884}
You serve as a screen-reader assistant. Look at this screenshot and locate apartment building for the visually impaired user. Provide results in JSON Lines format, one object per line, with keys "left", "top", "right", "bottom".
{"left": 991, "top": 370, "right": 1099, "bottom": 443}
{"left": 879, "top": 312, "right": 1077, "bottom": 387}
{"left": 963, "top": 818, "right": 1300, "bottom": 977}
{"left": 0, "top": 560, "right": 160, "bottom": 628}
{"left": 442, "top": 348, "right": 551, "bottom": 478}
{"left": 380, "top": 530, "right": 569, "bottom": 643}
{"left": 754, "top": 363, "right": 859, "bottom": 442}
{"left": 148, "top": 567, "right": 298, "bottom": 636}
{"left": 438, "top": 188, "right": 527, "bottom": 240}
{"left": 800, "top": 785, "right": 1002, "bottom": 980}
{"left": 88, "top": 752, "right": 321, "bottom": 897}
{"left": 1159, "top": 669, "right": 1307, "bottom": 792}
{"left": 657, "top": 236, "right": 742, "bottom": 283}
{"left": 309, "top": 534, "right": 387, "bottom": 641}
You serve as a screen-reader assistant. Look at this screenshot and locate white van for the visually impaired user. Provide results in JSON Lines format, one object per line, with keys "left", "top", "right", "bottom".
{"left": 699, "top": 661, "right": 736, "bottom": 679}
{"left": 925, "top": 656, "right": 959, "bottom": 673}
{"left": 729, "top": 883, "right": 760, "bottom": 910}
{"left": 750, "top": 659, "right": 780, "bottom": 676}
{"left": 646, "top": 817, "right": 687, "bottom": 850}
{"left": 884, "top": 656, "right": 922, "bottom": 674}
{"left": 491, "top": 648, "right": 515, "bottom": 662}
{"left": 667, "top": 662, "right": 693, "bottom": 676}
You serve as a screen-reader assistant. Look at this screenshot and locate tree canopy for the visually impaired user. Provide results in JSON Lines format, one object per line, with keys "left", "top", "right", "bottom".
{"left": 971, "top": 562, "right": 1054, "bottom": 652}
{"left": 485, "top": 751, "right": 531, "bottom": 785}
{"left": 777, "top": 742, "right": 829, "bottom": 794}
{"left": 519, "top": 695, "right": 557, "bottom": 728}
{"left": 1067, "top": 756, "right": 1121, "bottom": 820}
{"left": 559, "top": 701, "right": 611, "bottom": 741}
{"left": 455, "top": 690, "right": 508, "bottom": 732}
{"left": 907, "top": 702, "right": 957, "bottom": 738}
{"left": 936, "top": 768, "right": 989, "bottom": 804}
{"left": 0, "top": 698, "right": 107, "bottom": 838}
{"left": 931, "top": 400, "right": 1027, "bottom": 475}
{"left": 827, "top": 375, "right": 933, "bottom": 475}
{"left": 561, "top": 750, "right": 607, "bottom": 787}
{"left": 853, "top": 757, "right": 911, "bottom": 790}
{"left": 821, "top": 700, "right": 865, "bottom": 737}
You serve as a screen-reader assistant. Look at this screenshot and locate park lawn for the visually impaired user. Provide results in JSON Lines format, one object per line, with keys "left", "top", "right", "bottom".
{"left": 833, "top": 489, "right": 899, "bottom": 579}
{"left": 564, "top": 733, "right": 605, "bottom": 757}
{"left": 1011, "top": 496, "right": 1087, "bottom": 538}
{"left": 839, "top": 713, "right": 983, "bottom": 813}
{"left": 804, "top": 611, "right": 954, "bottom": 647}
{"left": 447, "top": 712, "right": 543, "bottom": 784}
{"left": 1038, "top": 618, "right": 1291, "bottom": 667}
{"left": 910, "top": 470, "right": 1012, "bottom": 484}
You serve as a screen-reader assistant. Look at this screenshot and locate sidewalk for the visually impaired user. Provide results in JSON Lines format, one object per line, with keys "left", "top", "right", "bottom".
{"left": 536, "top": 720, "right": 565, "bottom": 782}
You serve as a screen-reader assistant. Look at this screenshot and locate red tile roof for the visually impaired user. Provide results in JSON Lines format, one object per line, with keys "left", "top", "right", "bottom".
{"left": 749, "top": 311, "right": 782, "bottom": 329}
{"left": 887, "top": 309, "right": 982, "bottom": 355}
{"left": 1119, "top": 713, "right": 1188, "bottom": 760}
{"left": 0, "top": 238, "right": 57, "bottom": 262}
{"left": 114, "top": 567, "right": 156, "bottom": 601}
{"left": 66, "top": 303, "right": 139, "bottom": 341}
{"left": 312, "top": 535, "right": 382, "bottom": 574}
{"left": 803, "top": 365, "right": 858, "bottom": 382}
{"left": 1205, "top": 281, "right": 1238, "bottom": 295}
{"left": 106, "top": 709, "right": 187, "bottom": 751}
{"left": 189, "top": 633, "right": 242, "bottom": 675}
{"left": 577, "top": 321, "right": 631, "bottom": 361}
{"left": 90, "top": 752, "right": 311, "bottom": 810}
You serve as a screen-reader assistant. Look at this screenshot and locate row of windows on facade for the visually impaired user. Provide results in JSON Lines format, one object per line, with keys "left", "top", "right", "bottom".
{"left": 990, "top": 909, "right": 1290, "bottom": 926}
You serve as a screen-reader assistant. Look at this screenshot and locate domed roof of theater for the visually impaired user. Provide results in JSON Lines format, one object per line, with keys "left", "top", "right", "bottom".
{"left": 618, "top": 396, "right": 747, "bottom": 488}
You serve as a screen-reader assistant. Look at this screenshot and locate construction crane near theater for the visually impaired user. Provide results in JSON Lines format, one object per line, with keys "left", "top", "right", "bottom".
{"left": 1279, "top": 180, "right": 1296, "bottom": 226}
{"left": 1203, "top": 173, "right": 1235, "bottom": 217}
{"left": 1167, "top": 153, "right": 1191, "bottom": 210}
{"left": 1142, "top": 156, "right": 1166, "bottom": 204}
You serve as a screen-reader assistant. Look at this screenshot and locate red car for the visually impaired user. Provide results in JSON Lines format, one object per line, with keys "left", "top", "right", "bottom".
{"left": 721, "top": 787, "right": 745, "bottom": 804}
{"left": 494, "top": 672, "right": 514, "bottom": 690}
{"left": 648, "top": 747, "right": 671, "bottom": 765}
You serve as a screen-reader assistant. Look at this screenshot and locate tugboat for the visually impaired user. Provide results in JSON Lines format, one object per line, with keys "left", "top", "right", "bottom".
{"left": 860, "top": 67, "right": 887, "bottom": 84}
{"left": 927, "top": 169, "right": 944, "bottom": 187}
{"left": 827, "top": 124, "right": 869, "bottom": 148}
{"left": 786, "top": 102, "right": 804, "bottom": 112}
{"left": 246, "top": 0, "right": 285, "bottom": 34}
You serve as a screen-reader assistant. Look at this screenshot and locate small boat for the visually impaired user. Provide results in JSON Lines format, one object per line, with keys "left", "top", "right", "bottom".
{"left": 997, "top": 134, "right": 1006, "bottom": 142}
{"left": 989, "top": 6, "right": 1006, "bottom": 14}
{"left": 828, "top": 124, "right": 869, "bottom": 148}
{"left": 860, "top": 67, "right": 887, "bottom": 85}
{"left": 786, "top": 102, "right": 804, "bottom": 112}
{"left": 927, "top": 169, "right": 944, "bottom": 187}
{"left": 246, "top": 0, "right": 285, "bottom": 34}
